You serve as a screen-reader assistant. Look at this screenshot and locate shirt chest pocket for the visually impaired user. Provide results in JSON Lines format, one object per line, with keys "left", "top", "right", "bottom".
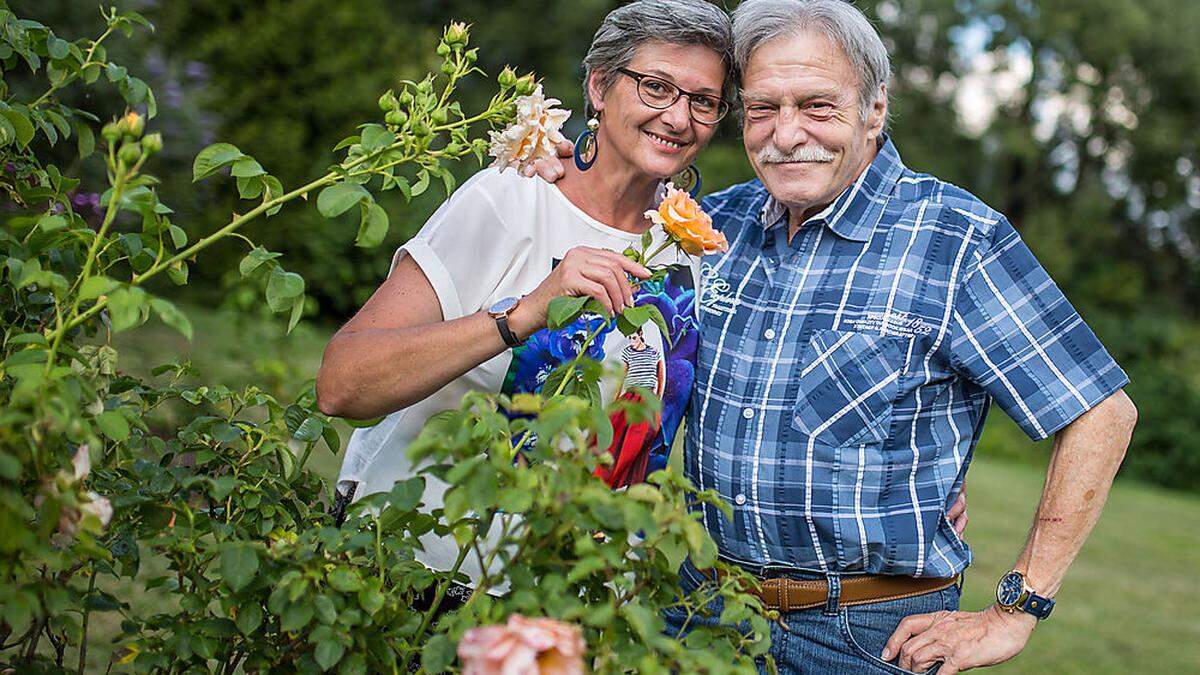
{"left": 791, "top": 329, "right": 908, "bottom": 447}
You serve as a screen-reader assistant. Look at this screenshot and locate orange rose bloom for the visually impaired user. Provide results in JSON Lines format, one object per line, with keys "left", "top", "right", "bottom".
{"left": 645, "top": 183, "right": 728, "bottom": 256}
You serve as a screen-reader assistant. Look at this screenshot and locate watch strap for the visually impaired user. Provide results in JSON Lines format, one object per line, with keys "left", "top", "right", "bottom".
{"left": 494, "top": 313, "right": 520, "bottom": 348}
{"left": 1019, "top": 591, "right": 1055, "bottom": 620}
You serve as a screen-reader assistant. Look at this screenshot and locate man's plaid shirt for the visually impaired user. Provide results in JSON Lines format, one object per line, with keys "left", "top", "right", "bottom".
{"left": 688, "top": 137, "right": 1128, "bottom": 578}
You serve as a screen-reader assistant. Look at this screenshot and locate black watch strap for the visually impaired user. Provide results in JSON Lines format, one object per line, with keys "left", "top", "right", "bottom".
{"left": 494, "top": 313, "right": 520, "bottom": 348}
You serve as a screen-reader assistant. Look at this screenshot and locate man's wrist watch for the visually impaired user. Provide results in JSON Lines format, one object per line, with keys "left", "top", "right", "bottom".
{"left": 487, "top": 296, "right": 523, "bottom": 348}
{"left": 995, "top": 570, "right": 1055, "bottom": 620}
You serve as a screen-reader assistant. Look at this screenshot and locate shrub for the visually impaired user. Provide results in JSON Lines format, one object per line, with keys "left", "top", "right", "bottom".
{"left": 0, "top": 5, "right": 771, "bottom": 672}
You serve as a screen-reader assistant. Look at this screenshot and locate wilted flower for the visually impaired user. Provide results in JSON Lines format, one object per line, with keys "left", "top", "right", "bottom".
{"left": 645, "top": 183, "right": 727, "bottom": 256}
{"left": 488, "top": 84, "right": 570, "bottom": 175}
{"left": 458, "top": 615, "right": 586, "bottom": 675}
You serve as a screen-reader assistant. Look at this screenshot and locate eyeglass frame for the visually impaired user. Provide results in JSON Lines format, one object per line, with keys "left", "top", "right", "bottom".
{"left": 613, "top": 67, "right": 730, "bottom": 125}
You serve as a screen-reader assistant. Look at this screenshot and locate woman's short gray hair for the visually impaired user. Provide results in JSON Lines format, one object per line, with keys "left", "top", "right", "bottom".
{"left": 732, "top": 0, "right": 891, "bottom": 122}
{"left": 582, "top": 0, "right": 734, "bottom": 116}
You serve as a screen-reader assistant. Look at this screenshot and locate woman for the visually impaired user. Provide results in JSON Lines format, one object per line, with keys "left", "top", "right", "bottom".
{"left": 595, "top": 328, "right": 666, "bottom": 488}
{"left": 316, "top": 0, "right": 734, "bottom": 586}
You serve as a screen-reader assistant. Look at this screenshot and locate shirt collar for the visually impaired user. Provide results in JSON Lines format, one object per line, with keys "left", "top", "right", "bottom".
{"left": 758, "top": 135, "right": 905, "bottom": 243}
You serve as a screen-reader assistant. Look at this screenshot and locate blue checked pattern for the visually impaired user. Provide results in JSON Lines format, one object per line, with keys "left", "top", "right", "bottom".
{"left": 688, "top": 137, "right": 1128, "bottom": 578}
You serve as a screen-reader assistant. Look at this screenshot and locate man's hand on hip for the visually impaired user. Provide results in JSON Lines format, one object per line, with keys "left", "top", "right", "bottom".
{"left": 881, "top": 605, "right": 1037, "bottom": 674}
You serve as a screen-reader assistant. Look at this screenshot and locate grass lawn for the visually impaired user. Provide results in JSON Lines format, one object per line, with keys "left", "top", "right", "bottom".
{"left": 85, "top": 303, "right": 1199, "bottom": 673}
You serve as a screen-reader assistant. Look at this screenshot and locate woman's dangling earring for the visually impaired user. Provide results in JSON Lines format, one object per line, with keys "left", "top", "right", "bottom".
{"left": 574, "top": 115, "right": 600, "bottom": 171}
{"left": 670, "top": 164, "right": 703, "bottom": 198}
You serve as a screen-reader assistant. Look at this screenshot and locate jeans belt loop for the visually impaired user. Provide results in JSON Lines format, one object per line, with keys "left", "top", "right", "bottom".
{"left": 778, "top": 577, "right": 791, "bottom": 613}
{"left": 823, "top": 573, "right": 841, "bottom": 616}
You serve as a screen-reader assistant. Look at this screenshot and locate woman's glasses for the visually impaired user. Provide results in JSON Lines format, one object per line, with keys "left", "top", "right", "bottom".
{"left": 616, "top": 68, "right": 729, "bottom": 125}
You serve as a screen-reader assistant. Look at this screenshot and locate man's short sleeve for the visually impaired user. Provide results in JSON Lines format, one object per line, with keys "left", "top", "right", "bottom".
{"left": 391, "top": 172, "right": 528, "bottom": 321}
{"left": 948, "top": 217, "right": 1129, "bottom": 440}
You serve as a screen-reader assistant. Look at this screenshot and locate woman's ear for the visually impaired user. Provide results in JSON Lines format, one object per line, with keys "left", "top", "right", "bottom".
{"left": 586, "top": 70, "right": 607, "bottom": 115}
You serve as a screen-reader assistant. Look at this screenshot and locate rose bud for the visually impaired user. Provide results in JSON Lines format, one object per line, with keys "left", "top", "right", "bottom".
{"left": 140, "top": 133, "right": 163, "bottom": 155}
{"left": 118, "top": 142, "right": 141, "bottom": 165}
{"left": 122, "top": 111, "right": 144, "bottom": 138}
{"left": 515, "top": 74, "right": 537, "bottom": 96}
{"left": 378, "top": 90, "right": 395, "bottom": 111}
{"left": 498, "top": 67, "right": 518, "bottom": 89}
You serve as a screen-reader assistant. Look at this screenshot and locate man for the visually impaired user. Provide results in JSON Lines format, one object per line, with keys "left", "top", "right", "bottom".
{"left": 672, "top": 1, "right": 1137, "bottom": 673}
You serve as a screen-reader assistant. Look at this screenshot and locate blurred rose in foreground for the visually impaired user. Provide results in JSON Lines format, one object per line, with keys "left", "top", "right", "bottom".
{"left": 458, "top": 614, "right": 586, "bottom": 675}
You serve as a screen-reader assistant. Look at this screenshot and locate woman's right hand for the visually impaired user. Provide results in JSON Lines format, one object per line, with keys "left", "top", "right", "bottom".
{"left": 511, "top": 246, "right": 651, "bottom": 336}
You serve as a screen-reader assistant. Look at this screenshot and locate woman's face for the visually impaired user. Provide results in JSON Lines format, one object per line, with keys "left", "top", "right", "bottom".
{"left": 590, "top": 41, "right": 726, "bottom": 180}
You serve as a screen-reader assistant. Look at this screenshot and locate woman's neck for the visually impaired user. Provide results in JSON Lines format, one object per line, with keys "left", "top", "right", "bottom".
{"left": 555, "top": 151, "right": 661, "bottom": 234}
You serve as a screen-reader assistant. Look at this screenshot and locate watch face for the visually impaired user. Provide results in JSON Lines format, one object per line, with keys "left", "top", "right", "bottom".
{"left": 489, "top": 296, "right": 519, "bottom": 315}
{"left": 996, "top": 572, "right": 1025, "bottom": 607}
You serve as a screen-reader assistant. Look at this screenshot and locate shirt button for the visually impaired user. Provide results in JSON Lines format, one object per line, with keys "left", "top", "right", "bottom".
{"left": 763, "top": 328, "right": 776, "bottom": 340}
{"left": 734, "top": 493, "right": 747, "bottom": 505}
{"left": 742, "top": 407, "right": 755, "bottom": 419}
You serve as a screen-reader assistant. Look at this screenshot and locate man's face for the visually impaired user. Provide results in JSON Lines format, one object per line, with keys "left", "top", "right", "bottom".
{"left": 741, "top": 31, "right": 886, "bottom": 221}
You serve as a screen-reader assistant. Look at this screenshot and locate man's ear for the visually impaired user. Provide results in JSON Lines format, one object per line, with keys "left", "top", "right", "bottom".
{"left": 865, "top": 83, "right": 888, "bottom": 140}
{"left": 586, "top": 70, "right": 607, "bottom": 116}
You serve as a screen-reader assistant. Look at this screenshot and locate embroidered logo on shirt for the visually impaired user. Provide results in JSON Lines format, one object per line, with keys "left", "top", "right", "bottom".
{"left": 842, "top": 310, "right": 935, "bottom": 338}
{"left": 698, "top": 261, "right": 737, "bottom": 316}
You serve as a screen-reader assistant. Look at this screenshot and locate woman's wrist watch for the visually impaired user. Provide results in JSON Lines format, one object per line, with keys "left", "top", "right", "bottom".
{"left": 995, "top": 570, "right": 1055, "bottom": 620}
{"left": 487, "top": 296, "right": 523, "bottom": 348}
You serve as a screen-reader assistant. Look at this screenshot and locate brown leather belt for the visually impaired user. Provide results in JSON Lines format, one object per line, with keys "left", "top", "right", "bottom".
{"left": 716, "top": 569, "right": 959, "bottom": 612}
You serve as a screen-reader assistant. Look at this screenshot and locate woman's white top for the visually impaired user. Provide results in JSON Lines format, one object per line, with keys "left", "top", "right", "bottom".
{"left": 336, "top": 168, "right": 700, "bottom": 584}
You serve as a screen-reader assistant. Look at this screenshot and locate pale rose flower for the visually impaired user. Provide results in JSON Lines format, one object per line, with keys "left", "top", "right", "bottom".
{"left": 488, "top": 85, "right": 571, "bottom": 174}
{"left": 72, "top": 444, "right": 91, "bottom": 482}
{"left": 458, "top": 615, "right": 586, "bottom": 675}
{"left": 81, "top": 492, "right": 113, "bottom": 529}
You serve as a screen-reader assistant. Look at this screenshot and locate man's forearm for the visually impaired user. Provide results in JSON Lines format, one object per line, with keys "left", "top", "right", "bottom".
{"left": 1013, "top": 389, "right": 1137, "bottom": 597}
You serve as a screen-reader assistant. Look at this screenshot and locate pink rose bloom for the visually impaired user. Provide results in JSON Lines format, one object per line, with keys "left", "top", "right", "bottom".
{"left": 458, "top": 615, "right": 586, "bottom": 675}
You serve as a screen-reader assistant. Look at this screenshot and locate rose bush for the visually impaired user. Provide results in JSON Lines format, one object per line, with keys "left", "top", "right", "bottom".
{"left": 0, "top": 5, "right": 773, "bottom": 674}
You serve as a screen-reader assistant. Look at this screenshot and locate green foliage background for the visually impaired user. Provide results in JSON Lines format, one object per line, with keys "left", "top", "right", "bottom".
{"left": 8, "top": 0, "right": 1198, "bottom": 492}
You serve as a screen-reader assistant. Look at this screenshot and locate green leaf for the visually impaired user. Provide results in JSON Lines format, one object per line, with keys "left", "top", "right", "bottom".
{"left": 192, "top": 143, "right": 244, "bottom": 181}
{"left": 231, "top": 157, "right": 265, "bottom": 178}
{"left": 322, "top": 425, "right": 341, "bottom": 454}
{"left": 280, "top": 600, "right": 314, "bottom": 632}
{"left": 167, "top": 260, "right": 189, "bottom": 285}
{"left": 79, "top": 276, "right": 119, "bottom": 300}
{"left": 106, "top": 63, "right": 127, "bottom": 82}
{"left": 220, "top": 543, "right": 259, "bottom": 592}
{"left": 107, "top": 286, "right": 147, "bottom": 332}
{"left": 291, "top": 415, "right": 322, "bottom": 442}
{"left": 75, "top": 122, "right": 95, "bottom": 158}
{"left": 547, "top": 295, "right": 589, "bottom": 330}
{"left": 235, "top": 603, "right": 263, "bottom": 635}
{"left": 386, "top": 477, "right": 424, "bottom": 512}
{"left": 315, "top": 638, "right": 345, "bottom": 670}
{"left": 95, "top": 410, "right": 130, "bottom": 442}
{"left": 239, "top": 247, "right": 281, "bottom": 277}
{"left": 37, "top": 213, "right": 67, "bottom": 233}
{"left": 150, "top": 297, "right": 193, "bottom": 340}
{"left": 47, "top": 37, "right": 70, "bottom": 60}
{"left": 287, "top": 295, "right": 305, "bottom": 333}
{"left": 168, "top": 224, "right": 187, "bottom": 249}
{"left": 354, "top": 202, "right": 389, "bottom": 248}
{"left": 421, "top": 634, "right": 455, "bottom": 674}
{"left": 327, "top": 568, "right": 363, "bottom": 593}
{"left": 338, "top": 654, "right": 367, "bottom": 675}
{"left": 266, "top": 267, "right": 304, "bottom": 312}
{"left": 317, "top": 183, "right": 372, "bottom": 218}
{"left": 410, "top": 170, "right": 430, "bottom": 198}
{"left": 359, "top": 124, "right": 395, "bottom": 153}
{"left": 357, "top": 587, "right": 384, "bottom": 615}
{"left": 1, "top": 109, "right": 35, "bottom": 148}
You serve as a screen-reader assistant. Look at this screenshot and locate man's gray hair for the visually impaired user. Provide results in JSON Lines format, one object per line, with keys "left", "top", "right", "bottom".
{"left": 732, "top": 0, "right": 891, "bottom": 122}
{"left": 582, "top": 0, "right": 734, "bottom": 116}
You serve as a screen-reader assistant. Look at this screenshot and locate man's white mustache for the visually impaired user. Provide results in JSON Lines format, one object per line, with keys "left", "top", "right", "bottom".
{"left": 758, "top": 144, "right": 837, "bottom": 164}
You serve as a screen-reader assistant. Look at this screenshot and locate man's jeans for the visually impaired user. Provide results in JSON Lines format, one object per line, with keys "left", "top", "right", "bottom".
{"left": 663, "top": 558, "right": 962, "bottom": 674}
